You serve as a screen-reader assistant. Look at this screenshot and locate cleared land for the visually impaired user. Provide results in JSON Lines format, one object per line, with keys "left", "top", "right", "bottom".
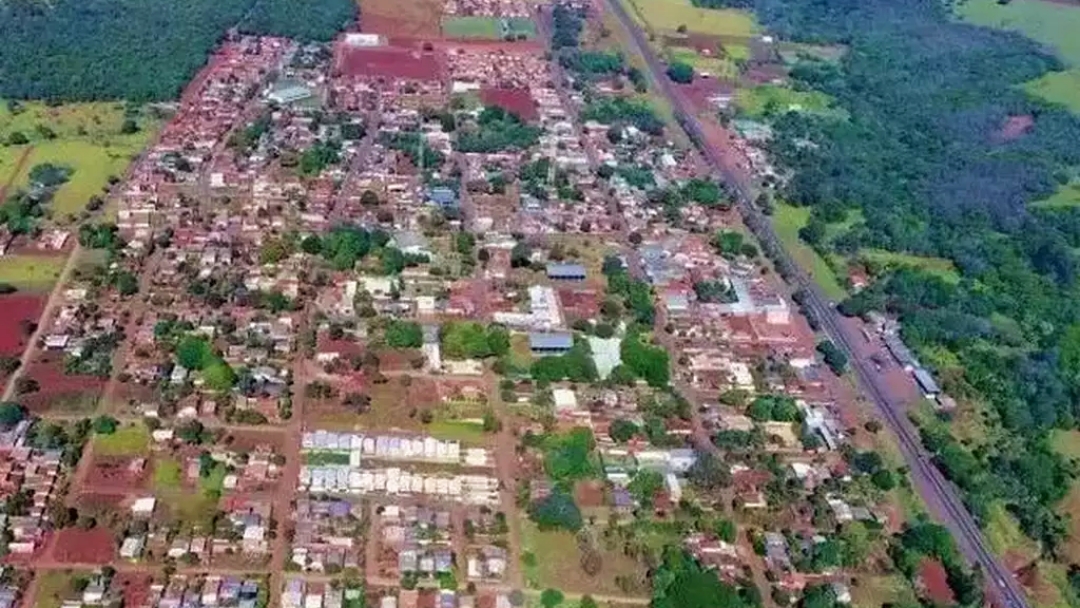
{"left": 360, "top": 0, "right": 443, "bottom": 38}
{"left": 1024, "top": 68, "right": 1080, "bottom": 112}
{"left": 622, "top": 0, "right": 757, "bottom": 38}
{"left": 441, "top": 16, "right": 537, "bottom": 39}
{"left": 0, "top": 255, "right": 67, "bottom": 291}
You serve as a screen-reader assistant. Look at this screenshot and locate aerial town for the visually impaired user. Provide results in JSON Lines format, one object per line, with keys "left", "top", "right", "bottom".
{"left": 1, "top": 0, "right": 1079, "bottom": 604}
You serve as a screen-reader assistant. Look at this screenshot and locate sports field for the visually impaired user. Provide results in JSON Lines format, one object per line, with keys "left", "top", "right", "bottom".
{"left": 623, "top": 0, "right": 757, "bottom": 37}
{"left": 441, "top": 16, "right": 537, "bottom": 40}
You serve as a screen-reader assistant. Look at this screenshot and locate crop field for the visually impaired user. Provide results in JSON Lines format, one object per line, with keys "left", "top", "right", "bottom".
{"left": 442, "top": 16, "right": 537, "bottom": 40}
{"left": 622, "top": 0, "right": 757, "bottom": 38}
{"left": 0, "top": 254, "right": 67, "bottom": 291}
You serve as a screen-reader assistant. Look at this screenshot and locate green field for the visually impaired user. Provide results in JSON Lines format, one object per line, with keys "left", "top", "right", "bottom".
{"left": 666, "top": 46, "right": 739, "bottom": 80}
{"left": 1033, "top": 177, "right": 1080, "bottom": 209}
{"left": 0, "top": 101, "right": 160, "bottom": 220}
{"left": 734, "top": 84, "right": 841, "bottom": 119}
{"left": 34, "top": 571, "right": 90, "bottom": 608}
{"left": 153, "top": 458, "right": 183, "bottom": 491}
{"left": 0, "top": 254, "right": 66, "bottom": 291}
{"left": 1024, "top": 68, "right": 1080, "bottom": 112}
{"left": 94, "top": 424, "right": 151, "bottom": 457}
{"left": 859, "top": 249, "right": 961, "bottom": 283}
{"left": 623, "top": 0, "right": 758, "bottom": 37}
{"left": 957, "top": 0, "right": 1080, "bottom": 110}
{"left": 772, "top": 203, "right": 848, "bottom": 300}
{"left": 428, "top": 419, "right": 487, "bottom": 445}
{"left": 304, "top": 450, "right": 352, "bottom": 466}
{"left": 441, "top": 16, "right": 536, "bottom": 40}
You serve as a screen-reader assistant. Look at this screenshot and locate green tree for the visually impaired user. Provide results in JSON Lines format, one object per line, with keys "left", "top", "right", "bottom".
{"left": 92, "top": 416, "right": 119, "bottom": 434}
{"left": 540, "top": 589, "right": 564, "bottom": 608}
{"left": 665, "top": 61, "right": 694, "bottom": 84}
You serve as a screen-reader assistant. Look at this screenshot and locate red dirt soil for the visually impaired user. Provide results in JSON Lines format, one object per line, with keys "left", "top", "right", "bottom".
{"left": 997, "top": 114, "right": 1034, "bottom": 142}
{"left": 113, "top": 573, "right": 153, "bottom": 608}
{"left": 480, "top": 87, "right": 539, "bottom": 121}
{"left": 337, "top": 46, "right": 446, "bottom": 81}
{"left": 20, "top": 357, "right": 106, "bottom": 412}
{"left": 83, "top": 456, "right": 150, "bottom": 492}
{"left": 0, "top": 294, "right": 47, "bottom": 356}
{"left": 51, "top": 528, "right": 117, "bottom": 563}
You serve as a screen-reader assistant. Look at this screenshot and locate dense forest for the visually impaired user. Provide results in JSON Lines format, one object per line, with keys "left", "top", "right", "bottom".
{"left": 0, "top": 0, "right": 356, "bottom": 101}
{"left": 721, "top": 0, "right": 1080, "bottom": 551}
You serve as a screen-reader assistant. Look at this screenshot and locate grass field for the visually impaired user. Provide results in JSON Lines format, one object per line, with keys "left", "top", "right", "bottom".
{"left": 0, "top": 101, "right": 160, "bottom": 220}
{"left": 0, "top": 254, "right": 66, "bottom": 291}
{"left": 667, "top": 47, "right": 739, "bottom": 80}
{"left": 441, "top": 16, "right": 536, "bottom": 39}
{"left": 428, "top": 419, "right": 488, "bottom": 445}
{"left": 772, "top": 203, "right": 848, "bottom": 300}
{"left": 735, "top": 84, "right": 841, "bottom": 119}
{"left": 958, "top": 0, "right": 1080, "bottom": 65}
{"left": 153, "top": 458, "right": 183, "bottom": 491}
{"left": 94, "top": 424, "right": 151, "bottom": 457}
{"left": 1024, "top": 68, "right": 1080, "bottom": 112}
{"left": 623, "top": 0, "right": 757, "bottom": 37}
{"left": 957, "top": 0, "right": 1080, "bottom": 111}
{"left": 859, "top": 249, "right": 961, "bottom": 283}
{"left": 983, "top": 500, "right": 1040, "bottom": 562}
{"left": 520, "top": 520, "right": 649, "bottom": 596}
{"left": 849, "top": 575, "right": 918, "bottom": 608}
{"left": 1033, "top": 177, "right": 1080, "bottom": 209}
{"left": 34, "top": 570, "right": 88, "bottom": 608}
{"left": 1051, "top": 429, "right": 1080, "bottom": 460}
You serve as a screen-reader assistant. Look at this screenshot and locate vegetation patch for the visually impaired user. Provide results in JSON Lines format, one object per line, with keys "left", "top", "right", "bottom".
{"left": 858, "top": 249, "right": 960, "bottom": 283}
{"left": 1024, "top": 68, "right": 1080, "bottom": 113}
{"left": 0, "top": 255, "right": 66, "bottom": 292}
{"left": 771, "top": 203, "right": 847, "bottom": 300}
{"left": 622, "top": 0, "right": 758, "bottom": 38}
{"left": 1032, "top": 177, "right": 1080, "bottom": 209}
{"left": 93, "top": 424, "right": 151, "bottom": 457}
{"left": 957, "top": 0, "right": 1080, "bottom": 65}
{"left": 734, "top": 84, "right": 841, "bottom": 119}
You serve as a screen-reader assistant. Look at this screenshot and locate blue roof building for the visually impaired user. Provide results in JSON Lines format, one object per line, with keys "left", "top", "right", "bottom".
{"left": 529, "top": 331, "right": 574, "bottom": 355}
{"left": 428, "top": 186, "right": 458, "bottom": 209}
{"left": 546, "top": 263, "right": 587, "bottom": 281}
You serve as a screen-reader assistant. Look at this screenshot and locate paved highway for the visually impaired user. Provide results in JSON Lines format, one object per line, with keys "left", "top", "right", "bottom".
{"left": 597, "top": 1, "right": 1029, "bottom": 606}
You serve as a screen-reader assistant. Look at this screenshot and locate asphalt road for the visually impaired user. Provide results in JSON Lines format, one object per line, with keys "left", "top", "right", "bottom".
{"left": 597, "top": 1, "right": 1030, "bottom": 606}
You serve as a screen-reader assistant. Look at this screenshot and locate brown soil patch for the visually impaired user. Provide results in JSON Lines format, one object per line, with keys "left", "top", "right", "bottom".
{"left": 83, "top": 456, "right": 150, "bottom": 492}
{"left": 51, "top": 528, "right": 117, "bottom": 563}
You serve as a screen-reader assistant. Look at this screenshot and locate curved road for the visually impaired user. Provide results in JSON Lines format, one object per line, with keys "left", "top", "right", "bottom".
{"left": 597, "top": 1, "right": 1029, "bottom": 607}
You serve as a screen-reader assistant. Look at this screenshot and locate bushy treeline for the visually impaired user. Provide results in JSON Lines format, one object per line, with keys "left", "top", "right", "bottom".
{"left": 0, "top": 0, "right": 355, "bottom": 102}
{"left": 730, "top": 0, "right": 1080, "bottom": 550}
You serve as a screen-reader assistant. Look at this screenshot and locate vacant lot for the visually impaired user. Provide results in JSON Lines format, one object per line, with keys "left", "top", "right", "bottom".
{"left": 622, "top": 0, "right": 757, "bottom": 38}
{"left": 360, "top": 0, "right": 442, "bottom": 38}
{"left": 0, "top": 293, "right": 47, "bottom": 355}
{"left": 94, "top": 424, "right": 151, "bottom": 457}
{"left": 520, "top": 520, "right": 648, "bottom": 597}
{"left": 52, "top": 528, "right": 116, "bottom": 563}
{"left": 0, "top": 254, "right": 66, "bottom": 292}
{"left": 33, "top": 570, "right": 91, "bottom": 608}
